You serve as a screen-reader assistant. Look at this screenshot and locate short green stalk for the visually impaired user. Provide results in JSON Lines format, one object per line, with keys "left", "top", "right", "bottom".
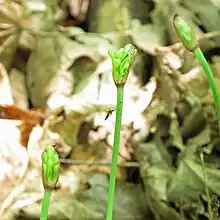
{"left": 40, "top": 190, "right": 52, "bottom": 220}
{"left": 173, "top": 13, "right": 220, "bottom": 133}
{"left": 40, "top": 145, "right": 60, "bottom": 220}
{"left": 106, "top": 44, "right": 137, "bottom": 220}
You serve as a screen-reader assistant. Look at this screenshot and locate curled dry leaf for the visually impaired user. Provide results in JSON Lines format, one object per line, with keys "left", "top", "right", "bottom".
{"left": 0, "top": 63, "right": 13, "bottom": 105}
{"left": 67, "top": 0, "right": 89, "bottom": 22}
{"left": 0, "top": 104, "right": 45, "bottom": 147}
{"left": 155, "top": 45, "right": 184, "bottom": 113}
{"left": 0, "top": 3, "right": 22, "bottom": 69}
{"left": 27, "top": 35, "right": 101, "bottom": 108}
{"left": 128, "top": 20, "right": 165, "bottom": 56}
{"left": 9, "top": 68, "right": 29, "bottom": 110}
{"left": 0, "top": 119, "right": 28, "bottom": 215}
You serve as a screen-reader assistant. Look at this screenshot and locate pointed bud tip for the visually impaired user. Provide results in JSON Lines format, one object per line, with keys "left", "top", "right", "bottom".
{"left": 173, "top": 13, "right": 181, "bottom": 27}
{"left": 174, "top": 13, "right": 180, "bottom": 20}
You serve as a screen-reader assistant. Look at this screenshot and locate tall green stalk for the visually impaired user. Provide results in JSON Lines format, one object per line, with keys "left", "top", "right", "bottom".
{"left": 106, "top": 86, "right": 124, "bottom": 220}
{"left": 106, "top": 44, "right": 137, "bottom": 220}
{"left": 173, "top": 13, "right": 220, "bottom": 133}
{"left": 173, "top": 13, "right": 220, "bottom": 220}
{"left": 40, "top": 145, "right": 60, "bottom": 220}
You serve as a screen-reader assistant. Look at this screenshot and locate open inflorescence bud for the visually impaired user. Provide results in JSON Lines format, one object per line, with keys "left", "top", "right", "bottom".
{"left": 109, "top": 44, "right": 137, "bottom": 87}
{"left": 42, "top": 145, "right": 60, "bottom": 189}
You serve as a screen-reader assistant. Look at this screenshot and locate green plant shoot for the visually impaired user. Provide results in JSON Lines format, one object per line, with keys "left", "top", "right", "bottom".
{"left": 106, "top": 44, "right": 137, "bottom": 220}
{"left": 174, "top": 13, "right": 220, "bottom": 220}
{"left": 40, "top": 145, "right": 60, "bottom": 220}
{"left": 173, "top": 13, "right": 220, "bottom": 132}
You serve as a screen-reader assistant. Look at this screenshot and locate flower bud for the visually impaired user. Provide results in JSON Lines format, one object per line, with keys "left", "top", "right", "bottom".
{"left": 173, "top": 13, "right": 198, "bottom": 52}
{"left": 109, "top": 44, "right": 137, "bottom": 86}
{"left": 42, "top": 145, "right": 59, "bottom": 189}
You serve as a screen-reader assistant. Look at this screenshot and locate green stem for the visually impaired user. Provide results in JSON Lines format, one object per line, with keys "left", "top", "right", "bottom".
{"left": 194, "top": 47, "right": 220, "bottom": 132}
{"left": 40, "top": 189, "right": 52, "bottom": 220}
{"left": 106, "top": 86, "right": 124, "bottom": 220}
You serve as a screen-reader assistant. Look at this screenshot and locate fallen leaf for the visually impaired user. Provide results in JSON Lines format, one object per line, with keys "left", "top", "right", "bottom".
{"left": 0, "top": 119, "right": 28, "bottom": 215}
{"left": 9, "top": 196, "right": 104, "bottom": 220}
{"left": 146, "top": 167, "right": 183, "bottom": 220}
{"left": 0, "top": 105, "right": 44, "bottom": 123}
{"left": 27, "top": 34, "right": 100, "bottom": 108}
{"left": 67, "top": 0, "right": 89, "bottom": 22}
{"left": 135, "top": 145, "right": 183, "bottom": 220}
{"left": 0, "top": 63, "right": 13, "bottom": 105}
{"left": 0, "top": 104, "right": 44, "bottom": 146}
{"left": 0, "top": 3, "right": 21, "bottom": 69}
{"left": 137, "top": 140, "right": 172, "bottom": 166}
{"left": 75, "top": 173, "right": 149, "bottom": 220}
{"left": 167, "top": 157, "right": 220, "bottom": 204}
{"left": 169, "top": 115, "right": 184, "bottom": 151}
{"left": 23, "top": 0, "right": 57, "bottom": 31}
{"left": 181, "top": 106, "right": 205, "bottom": 139}
{"left": 9, "top": 68, "right": 29, "bottom": 109}
{"left": 128, "top": 19, "right": 165, "bottom": 56}
{"left": 182, "top": 0, "right": 220, "bottom": 44}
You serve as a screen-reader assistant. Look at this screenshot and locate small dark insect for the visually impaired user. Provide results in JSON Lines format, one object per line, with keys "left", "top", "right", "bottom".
{"left": 105, "top": 109, "right": 115, "bottom": 120}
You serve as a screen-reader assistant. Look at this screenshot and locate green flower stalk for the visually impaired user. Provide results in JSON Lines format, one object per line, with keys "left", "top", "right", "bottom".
{"left": 40, "top": 145, "right": 60, "bottom": 220}
{"left": 173, "top": 13, "right": 220, "bottom": 132}
{"left": 174, "top": 13, "right": 220, "bottom": 220}
{"left": 106, "top": 44, "right": 137, "bottom": 220}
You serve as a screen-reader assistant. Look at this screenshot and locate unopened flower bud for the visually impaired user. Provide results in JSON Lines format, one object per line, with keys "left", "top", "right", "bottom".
{"left": 173, "top": 13, "right": 198, "bottom": 52}
{"left": 109, "top": 44, "right": 137, "bottom": 87}
{"left": 42, "top": 145, "right": 59, "bottom": 189}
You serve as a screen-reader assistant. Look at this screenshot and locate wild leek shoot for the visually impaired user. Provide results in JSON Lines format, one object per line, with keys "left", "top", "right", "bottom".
{"left": 173, "top": 13, "right": 220, "bottom": 132}
{"left": 40, "top": 145, "right": 60, "bottom": 220}
{"left": 107, "top": 44, "right": 137, "bottom": 220}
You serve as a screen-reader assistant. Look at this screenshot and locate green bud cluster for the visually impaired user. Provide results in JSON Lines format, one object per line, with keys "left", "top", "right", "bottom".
{"left": 109, "top": 44, "right": 137, "bottom": 86}
{"left": 42, "top": 145, "right": 59, "bottom": 189}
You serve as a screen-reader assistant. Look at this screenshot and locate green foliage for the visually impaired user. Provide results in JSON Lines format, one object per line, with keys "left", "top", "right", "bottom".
{"left": 11, "top": 174, "right": 148, "bottom": 220}
{"left": 146, "top": 167, "right": 183, "bottom": 220}
{"left": 167, "top": 157, "right": 220, "bottom": 204}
